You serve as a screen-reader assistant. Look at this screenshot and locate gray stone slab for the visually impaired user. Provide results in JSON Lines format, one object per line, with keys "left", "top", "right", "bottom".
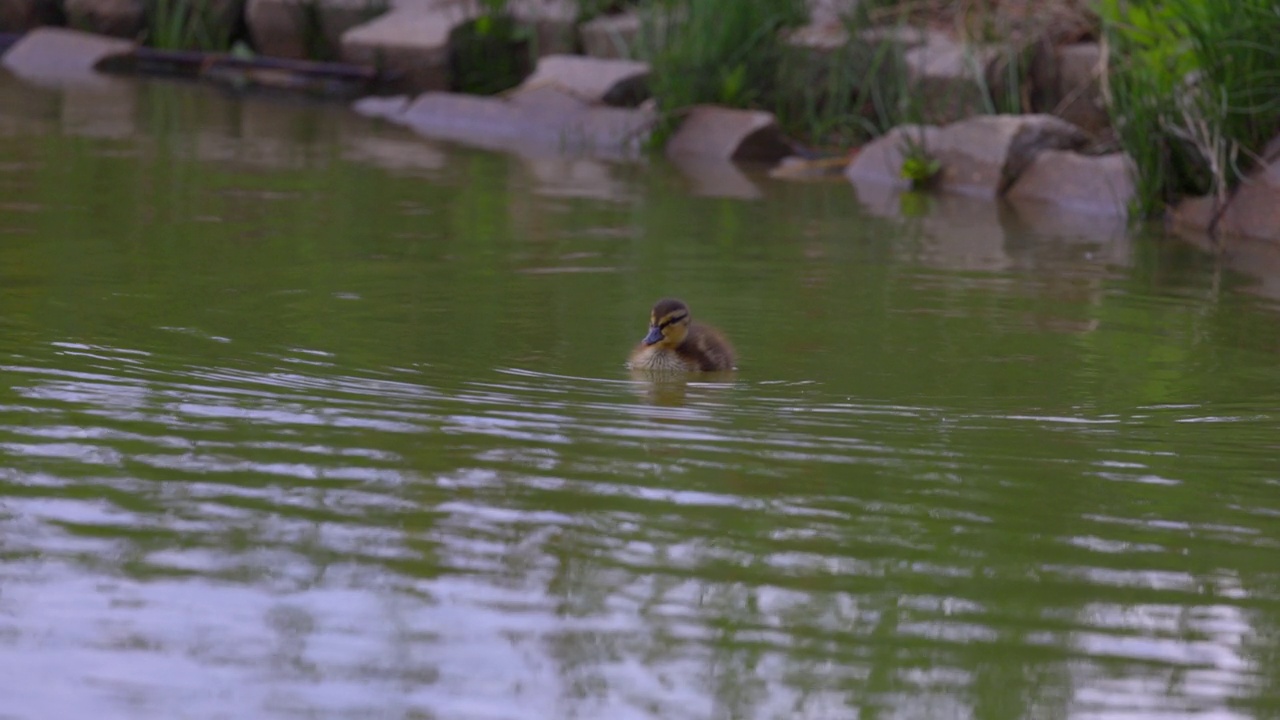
{"left": 1, "top": 27, "right": 136, "bottom": 86}
{"left": 516, "top": 54, "right": 649, "bottom": 106}
{"left": 1006, "top": 150, "right": 1134, "bottom": 217}
{"left": 934, "top": 114, "right": 1087, "bottom": 198}
{"left": 340, "top": 5, "right": 467, "bottom": 92}
{"left": 1054, "top": 42, "right": 1108, "bottom": 135}
{"left": 665, "top": 105, "right": 791, "bottom": 163}
{"left": 399, "top": 87, "right": 653, "bottom": 159}
{"left": 902, "top": 29, "right": 1001, "bottom": 125}
{"left": 845, "top": 124, "right": 941, "bottom": 189}
{"left": 1174, "top": 136, "right": 1280, "bottom": 241}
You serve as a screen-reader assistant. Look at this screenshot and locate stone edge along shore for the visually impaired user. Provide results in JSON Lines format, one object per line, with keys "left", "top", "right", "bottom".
{"left": 2, "top": 0, "right": 1278, "bottom": 242}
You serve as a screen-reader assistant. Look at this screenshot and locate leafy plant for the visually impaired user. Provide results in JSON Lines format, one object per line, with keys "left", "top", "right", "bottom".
{"left": 898, "top": 131, "right": 940, "bottom": 188}
{"left": 1099, "top": 0, "right": 1280, "bottom": 219}
{"left": 146, "top": 0, "right": 231, "bottom": 51}
{"left": 449, "top": 0, "right": 533, "bottom": 95}
{"left": 637, "top": 0, "right": 807, "bottom": 137}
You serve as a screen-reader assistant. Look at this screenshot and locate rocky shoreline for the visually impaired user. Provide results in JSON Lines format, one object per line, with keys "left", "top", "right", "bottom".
{"left": 2, "top": 0, "right": 1278, "bottom": 245}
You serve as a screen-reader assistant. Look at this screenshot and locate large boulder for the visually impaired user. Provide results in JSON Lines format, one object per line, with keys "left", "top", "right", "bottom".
{"left": 902, "top": 29, "right": 1003, "bottom": 125}
{"left": 1006, "top": 150, "right": 1135, "bottom": 216}
{"left": 845, "top": 124, "right": 942, "bottom": 189}
{"left": 515, "top": 54, "right": 649, "bottom": 107}
{"left": 1, "top": 27, "right": 136, "bottom": 86}
{"left": 934, "top": 114, "right": 1087, "bottom": 198}
{"left": 0, "top": 0, "right": 62, "bottom": 33}
{"left": 64, "top": 0, "right": 144, "bottom": 38}
{"left": 248, "top": 0, "right": 387, "bottom": 60}
{"left": 395, "top": 85, "right": 654, "bottom": 159}
{"left": 1031, "top": 41, "right": 1109, "bottom": 136}
{"left": 340, "top": 5, "right": 465, "bottom": 92}
{"left": 1173, "top": 140, "right": 1280, "bottom": 242}
{"left": 664, "top": 106, "right": 791, "bottom": 163}
{"left": 848, "top": 115, "right": 1089, "bottom": 199}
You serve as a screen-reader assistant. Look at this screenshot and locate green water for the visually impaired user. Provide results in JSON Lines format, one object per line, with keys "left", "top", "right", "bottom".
{"left": 3, "top": 76, "right": 1280, "bottom": 720}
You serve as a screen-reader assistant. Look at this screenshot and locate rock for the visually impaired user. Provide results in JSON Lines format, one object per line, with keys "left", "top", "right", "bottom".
{"left": 1, "top": 27, "right": 136, "bottom": 86}
{"left": 1173, "top": 140, "right": 1280, "bottom": 241}
{"left": 580, "top": 11, "right": 640, "bottom": 59}
{"left": 1171, "top": 195, "right": 1220, "bottom": 236}
{"left": 845, "top": 124, "right": 942, "bottom": 189}
{"left": 1050, "top": 42, "right": 1108, "bottom": 135}
{"left": 903, "top": 30, "right": 1002, "bottom": 125}
{"left": 64, "top": 0, "right": 144, "bottom": 38}
{"left": 509, "top": 0, "right": 577, "bottom": 56}
{"left": 248, "top": 0, "right": 387, "bottom": 60}
{"left": 934, "top": 114, "right": 1087, "bottom": 198}
{"left": 340, "top": 5, "right": 465, "bottom": 92}
{"left": 847, "top": 116, "right": 1086, "bottom": 198}
{"left": 515, "top": 54, "right": 649, "bottom": 107}
{"left": 1006, "top": 150, "right": 1135, "bottom": 216}
{"left": 398, "top": 86, "right": 654, "bottom": 159}
{"left": 664, "top": 106, "right": 791, "bottom": 163}
{"left": 769, "top": 154, "right": 850, "bottom": 181}
{"left": 351, "top": 93, "right": 409, "bottom": 120}
{"left": 0, "top": 0, "right": 62, "bottom": 33}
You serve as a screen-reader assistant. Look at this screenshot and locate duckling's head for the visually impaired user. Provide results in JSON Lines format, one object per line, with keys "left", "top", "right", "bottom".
{"left": 643, "top": 298, "right": 691, "bottom": 348}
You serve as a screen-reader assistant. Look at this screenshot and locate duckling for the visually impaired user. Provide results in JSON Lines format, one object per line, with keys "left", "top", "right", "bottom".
{"left": 627, "top": 298, "right": 736, "bottom": 372}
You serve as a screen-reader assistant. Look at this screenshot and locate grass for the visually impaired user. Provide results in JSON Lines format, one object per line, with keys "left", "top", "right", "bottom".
{"left": 145, "top": 0, "right": 232, "bottom": 51}
{"left": 631, "top": 0, "right": 940, "bottom": 149}
{"left": 1099, "top": 0, "right": 1280, "bottom": 219}
{"left": 634, "top": 0, "right": 807, "bottom": 144}
{"left": 628, "top": 0, "right": 1090, "bottom": 150}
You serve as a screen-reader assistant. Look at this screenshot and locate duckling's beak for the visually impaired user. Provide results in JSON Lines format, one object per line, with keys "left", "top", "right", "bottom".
{"left": 643, "top": 325, "right": 664, "bottom": 345}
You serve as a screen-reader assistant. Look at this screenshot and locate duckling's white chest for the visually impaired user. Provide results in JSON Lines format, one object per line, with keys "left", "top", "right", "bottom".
{"left": 627, "top": 347, "right": 693, "bottom": 371}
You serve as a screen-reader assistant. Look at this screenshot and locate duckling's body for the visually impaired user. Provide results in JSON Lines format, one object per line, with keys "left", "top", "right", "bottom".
{"left": 627, "top": 298, "right": 735, "bottom": 372}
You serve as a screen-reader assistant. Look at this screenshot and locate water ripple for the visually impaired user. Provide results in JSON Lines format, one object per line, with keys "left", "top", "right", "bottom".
{"left": 1, "top": 342, "right": 1279, "bottom": 719}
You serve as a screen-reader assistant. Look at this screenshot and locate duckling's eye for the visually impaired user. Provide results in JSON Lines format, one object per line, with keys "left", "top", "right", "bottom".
{"left": 660, "top": 313, "right": 688, "bottom": 329}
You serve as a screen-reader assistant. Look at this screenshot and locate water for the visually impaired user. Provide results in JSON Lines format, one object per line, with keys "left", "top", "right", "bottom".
{"left": 3, "top": 75, "right": 1280, "bottom": 720}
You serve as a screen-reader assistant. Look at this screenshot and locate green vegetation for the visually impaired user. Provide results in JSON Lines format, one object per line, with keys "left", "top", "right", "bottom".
{"left": 1099, "top": 0, "right": 1280, "bottom": 219}
{"left": 634, "top": 0, "right": 922, "bottom": 148}
{"left": 124, "top": 0, "right": 1280, "bottom": 220}
{"left": 898, "top": 131, "right": 940, "bottom": 189}
{"left": 298, "top": 0, "right": 389, "bottom": 61}
{"left": 636, "top": 0, "right": 805, "bottom": 115}
{"left": 449, "top": 0, "right": 533, "bottom": 95}
{"left": 145, "top": 0, "right": 233, "bottom": 51}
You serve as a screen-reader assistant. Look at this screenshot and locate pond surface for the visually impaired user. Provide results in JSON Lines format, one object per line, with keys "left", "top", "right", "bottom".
{"left": 3, "top": 74, "right": 1280, "bottom": 720}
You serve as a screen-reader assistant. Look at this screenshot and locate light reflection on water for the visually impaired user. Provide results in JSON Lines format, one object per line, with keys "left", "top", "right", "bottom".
{"left": 4, "top": 75, "right": 1280, "bottom": 719}
{"left": 0, "top": 338, "right": 1276, "bottom": 719}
